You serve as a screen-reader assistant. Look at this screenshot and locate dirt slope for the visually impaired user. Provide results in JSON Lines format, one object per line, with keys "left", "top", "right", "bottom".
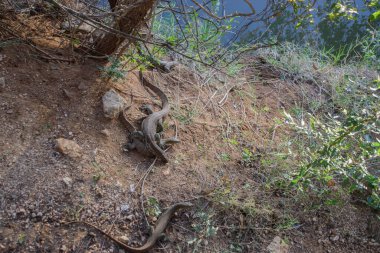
{"left": 0, "top": 42, "right": 379, "bottom": 252}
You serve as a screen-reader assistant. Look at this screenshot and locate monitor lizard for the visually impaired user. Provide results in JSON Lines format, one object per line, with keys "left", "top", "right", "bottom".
{"left": 65, "top": 202, "right": 192, "bottom": 253}
{"left": 126, "top": 71, "right": 172, "bottom": 163}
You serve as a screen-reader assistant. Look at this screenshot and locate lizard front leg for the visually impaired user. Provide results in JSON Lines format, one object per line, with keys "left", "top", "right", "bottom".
{"left": 141, "top": 104, "right": 164, "bottom": 133}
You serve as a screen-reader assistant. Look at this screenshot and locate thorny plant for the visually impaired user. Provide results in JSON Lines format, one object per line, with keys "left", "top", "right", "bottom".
{"left": 188, "top": 211, "right": 218, "bottom": 253}
{"left": 258, "top": 35, "right": 380, "bottom": 209}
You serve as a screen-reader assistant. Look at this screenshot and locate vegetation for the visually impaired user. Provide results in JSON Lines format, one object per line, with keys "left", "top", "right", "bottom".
{"left": 257, "top": 32, "right": 380, "bottom": 210}
{"left": 1, "top": 0, "right": 379, "bottom": 251}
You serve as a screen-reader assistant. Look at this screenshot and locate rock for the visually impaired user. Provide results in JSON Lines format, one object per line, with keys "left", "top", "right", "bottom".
{"left": 17, "top": 208, "right": 26, "bottom": 216}
{"left": 102, "top": 89, "right": 127, "bottom": 119}
{"left": 118, "top": 236, "right": 129, "bottom": 244}
{"left": 101, "top": 129, "right": 111, "bottom": 137}
{"left": 60, "top": 245, "right": 68, "bottom": 252}
{"left": 78, "top": 82, "right": 88, "bottom": 91}
{"left": 163, "top": 168, "right": 171, "bottom": 176}
{"left": 126, "top": 214, "right": 134, "bottom": 221}
{"left": 55, "top": 138, "right": 83, "bottom": 159}
{"left": 0, "top": 77, "right": 5, "bottom": 92}
{"left": 50, "top": 64, "right": 59, "bottom": 70}
{"left": 267, "top": 236, "right": 289, "bottom": 253}
{"left": 63, "top": 89, "right": 75, "bottom": 100}
{"left": 62, "top": 177, "right": 73, "bottom": 187}
{"left": 120, "top": 204, "right": 130, "bottom": 213}
{"left": 6, "top": 109, "right": 13, "bottom": 114}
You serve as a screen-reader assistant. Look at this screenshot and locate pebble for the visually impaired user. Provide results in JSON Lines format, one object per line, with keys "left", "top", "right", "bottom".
{"left": 120, "top": 204, "right": 130, "bottom": 213}
{"left": 163, "top": 168, "right": 171, "bottom": 176}
{"left": 17, "top": 208, "right": 26, "bottom": 216}
{"left": 101, "top": 129, "right": 111, "bottom": 137}
{"left": 266, "top": 236, "right": 290, "bottom": 253}
{"left": 60, "top": 245, "right": 68, "bottom": 252}
{"left": 118, "top": 236, "right": 129, "bottom": 244}
{"left": 55, "top": 138, "right": 83, "bottom": 159}
{"left": 78, "top": 82, "right": 88, "bottom": 91}
{"left": 6, "top": 109, "right": 13, "bottom": 114}
{"left": 62, "top": 177, "right": 73, "bottom": 187}
{"left": 126, "top": 214, "right": 134, "bottom": 221}
{"left": 369, "top": 241, "right": 380, "bottom": 246}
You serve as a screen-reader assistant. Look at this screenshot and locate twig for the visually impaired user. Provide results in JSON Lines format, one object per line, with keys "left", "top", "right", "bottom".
{"left": 138, "top": 158, "right": 157, "bottom": 227}
{"left": 218, "top": 85, "right": 236, "bottom": 106}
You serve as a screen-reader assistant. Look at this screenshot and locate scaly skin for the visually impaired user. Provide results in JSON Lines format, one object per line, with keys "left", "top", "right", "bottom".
{"left": 128, "top": 71, "right": 170, "bottom": 162}
{"left": 66, "top": 202, "right": 193, "bottom": 253}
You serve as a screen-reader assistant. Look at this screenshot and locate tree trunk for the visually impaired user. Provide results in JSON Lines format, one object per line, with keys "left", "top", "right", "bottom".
{"left": 94, "top": 0, "right": 155, "bottom": 56}
{"left": 108, "top": 0, "right": 118, "bottom": 11}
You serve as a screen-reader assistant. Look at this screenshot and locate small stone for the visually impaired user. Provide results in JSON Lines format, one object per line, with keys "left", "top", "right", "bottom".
{"left": 6, "top": 109, "right": 13, "bottom": 114}
{"left": 118, "top": 236, "right": 129, "bottom": 244}
{"left": 102, "top": 89, "right": 127, "bottom": 119}
{"left": 369, "top": 242, "right": 380, "bottom": 246}
{"left": 50, "top": 64, "right": 59, "bottom": 70}
{"left": 55, "top": 138, "right": 83, "bottom": 159}
{"left": 17, "top": 208, "right": 26, "bottom": 216}
{"left": 36, "top": 212, "right": 43, "bottom": 218}
{"left": 126, "top": 214, "right": 134, "bottom": 221}
{"left": 78, "top": 82, "right": 88, "bottom": 91}
{"left": 60, "top": 245, "right": 68, "bottom": 252}
{"left": 331, "top": 235, "right": 339, "bottom": 241}
{"left": 267, "top": 236, "right": 289, "bottom": 253}
{"left": 62, "top": 177, "right": 73, "bottom": 187}
{"left": 312, "top": 217, "right": 317, "bottom": 222}
{"left": 163, "top": 168, "right": 170, "bottom": 176}
{"left": 152, "top": 217, "right": 157, "bottom": 222}
{"left": 101, "top": 129, "right": 111, "bottom": 137}
{"left": 63, "top": 89, "right": 74, "bottom": 100}
{"left": 120, "top": 204, "right": 130, "bottom": 213}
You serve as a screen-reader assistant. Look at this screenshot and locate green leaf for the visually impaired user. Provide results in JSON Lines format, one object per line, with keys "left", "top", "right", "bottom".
{"left": 369, "top": 10, "right": 380, "bottom": 22}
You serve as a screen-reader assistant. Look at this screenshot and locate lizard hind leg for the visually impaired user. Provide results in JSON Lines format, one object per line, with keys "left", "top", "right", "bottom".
{"left": 126, "top": 131, "right": 145, "bottom": 151}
